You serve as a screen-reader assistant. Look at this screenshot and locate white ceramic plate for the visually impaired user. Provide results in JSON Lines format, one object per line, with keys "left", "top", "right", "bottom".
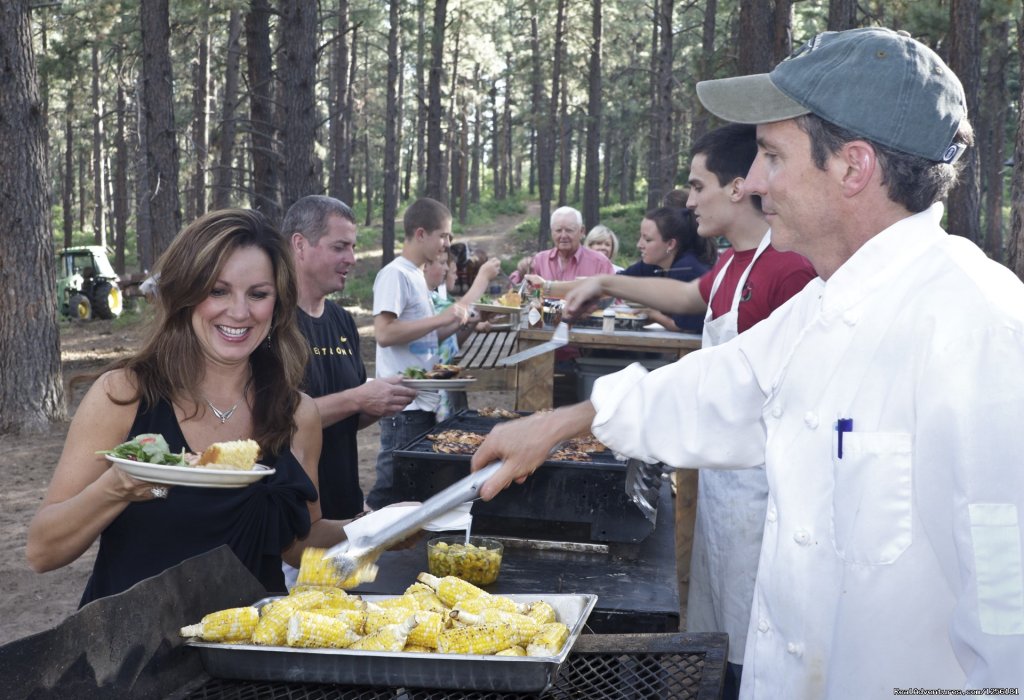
{"left": 473, "top": 302, "right": 522, "bottom": 315}
{"left": 400, "top": 378, "right": 478, "bottom": 390}
{"left": 106, "top": 455, "right": 275, "bottom": 488}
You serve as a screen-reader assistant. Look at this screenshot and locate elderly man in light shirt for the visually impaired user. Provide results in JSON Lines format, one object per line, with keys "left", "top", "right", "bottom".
{"left": 531, "top": 206, "right": 613, "bottom": 287}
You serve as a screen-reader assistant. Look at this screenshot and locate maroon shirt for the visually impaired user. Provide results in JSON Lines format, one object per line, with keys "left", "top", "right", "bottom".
{"left": 698, "top": 244, "right": 816, "bottom": 333}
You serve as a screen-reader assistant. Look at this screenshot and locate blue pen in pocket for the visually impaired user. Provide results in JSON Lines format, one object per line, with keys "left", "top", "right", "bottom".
{"left": 836, "top": 418, "right": 854, "bottom": 459}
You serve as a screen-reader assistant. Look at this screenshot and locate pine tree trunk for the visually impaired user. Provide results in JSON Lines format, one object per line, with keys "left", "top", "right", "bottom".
{"left": 981, "top": 20, "right": 1010, "bottom": 259}
{"left": 415, "top": 2, "right": 427, "bottom": 197}
{"left": 278, "top": 0, "right": 321, "bottom": 214}
{"left": 113, "top": 77, "right": 129, "bottom": 273}
{"left": 91, "top": 44, "right": 107, "bottom": 246}
{"left": 1006, "top": 15, "right": 1024, "bottom": 279}
{"left": 583, "top": 0, "right": 602, "bottom": 231}
{"left": 827, "top": 0, "right": 858, "bottom": 31}
{"left": 738, "top": 0, "right": 773, "bottom": 74}
{"left": 139, "top": 0, "right": 181, "bottom": 258}
{"left": 382, "top": 0, "right": 401, "bottom": 265}
{"left": 531, "top": 7, "right": 554, "bottom": 249}
{"left": 946, "top": 0, "right": 982, "bottom": 243}
{"left": 329, "top": 0, "right": 353, "bottom": 205}
{"left": 691, "top": 0, "right": 717, "bottom": 143}
{"left": 0, "top": 0, "right": 65, "bottom": 433}
{"left": 245, "top": 0, "right": 280, "bottom": 222}
{"left": 63, "top": 89, "right": 74, "bottom": 248}
{"left": 212, "top": 9, "right": 241, "bottom": 211}
{"left": 425, "top": 0, "right": 448, "bottom": 201}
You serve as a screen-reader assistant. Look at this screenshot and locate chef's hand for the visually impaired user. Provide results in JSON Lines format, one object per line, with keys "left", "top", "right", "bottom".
{"left": 471, "top": 402, "right": 598, "bottom": 501}
{"left": 524, "top": 274, "right": 546, "bottom": 291}
{"left": 563, "top": 277, "right": 604, "bottom": 319}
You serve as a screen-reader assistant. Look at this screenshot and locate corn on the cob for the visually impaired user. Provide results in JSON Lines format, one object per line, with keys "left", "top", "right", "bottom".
{"left": 526, "top": 621, "right": 570, "bottom": 657}
{"left": 348, "top": 616, "right": 418, "bottom": 652}
{"left": 522, "top": 600, "right": 557, "bottom": 626}
{"left": 495, "top": 645, "right": 527, "bottom": 656}
{"left": 179, "top": 606, "right": 259, "bottom": 642}
{"left": 291, "top": 585, "right": 361, "bottom": 607}
{"left": 365, "top": 606, "right": 417, "bottom": 634}
{"left": 451, "top": 594, "right": 519, "bottom": 616}
{"left": 286, "top": 611, "right": 362, "bottom": 649}
{"left": 293, "top": 546, "right": 374, "bottom": 589}
{"left": 404, "top": 582, "right": 447, "bottom": 613}
{"left": 371, "top": 594, "right": 421, "bottom": 610}
{"left": 416, "top": 572, "right": 489, "bottom": 608}
{"left": 402, "top": 644, "right": 433, "bottom": 653}
{"left": 252, "top": 591, "right": 327, "bottom": 646}
{"left": 311, "top": 607, "right": 368, "bottom": 634}
{"left": 436, "top": 621, "right": 517, "bottom": 655}
{"left": 450, "top": 609, "right": 540, "bottom": 646}
{"left": 406, "top": 610, "right": 447, "bottom": 649}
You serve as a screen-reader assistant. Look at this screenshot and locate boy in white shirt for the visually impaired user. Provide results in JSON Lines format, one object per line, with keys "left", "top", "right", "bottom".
{"left": 366, "top": 198, "right": 468, "bottom": 509}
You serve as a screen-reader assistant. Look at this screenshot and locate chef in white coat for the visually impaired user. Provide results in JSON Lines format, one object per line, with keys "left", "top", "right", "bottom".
{"left": 473, "top": 27, "right": 1024, "bottom": 698}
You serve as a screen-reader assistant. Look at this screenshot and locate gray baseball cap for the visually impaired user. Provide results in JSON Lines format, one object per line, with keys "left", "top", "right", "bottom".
{"left": 696, "top": 27, "right": 967, "bottom": 163}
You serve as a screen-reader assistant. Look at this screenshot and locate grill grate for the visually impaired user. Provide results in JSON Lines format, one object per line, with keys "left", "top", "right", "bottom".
{"left": 182, "top": 633, "right": 726, "bottom": 700}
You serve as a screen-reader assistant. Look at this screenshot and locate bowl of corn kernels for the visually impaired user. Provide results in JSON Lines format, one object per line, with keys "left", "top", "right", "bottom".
{"left": 426, "top": 536, "right": 503, "bottom": 586}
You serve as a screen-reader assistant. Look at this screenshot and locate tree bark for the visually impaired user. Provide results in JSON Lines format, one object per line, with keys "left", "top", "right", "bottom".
{"left": 531, "top": 6, "right": 554, "bottom": 249}
{"left": 278, "top": 0, "right": 321, "bottom": 214}
{"left": 1007, "top": 13, "right": 1024, "bottom": 279}
{"left": 63, "top": 89, "right": 74, "bottom": 248}
{"left": 647, "top": 0, "right": 675, "bottom": 210}
{"left": 212, "top": 8, "right": 242, "bottom": 210}
{"left": 246, "top": 0, "right": 280, "bottom": 222}
{"left": 113, "top": 76, "right": 129, "bottom": 274}
{"left": 425, "top": 0, "right": 448, "bottom": 201}
{"left": 329, "top": 0, "right": 353, "bottom": 205}
{"left": 415, "top": 1, "right": 428, "bottom": 197}
{"left": 139, "top": 0, "right": 181, "bottom": 261}
{"left": 980, "top": 20, "right": 1010, "bottom": 259}
{"left": 91, "top": 44, "right": 107, "bottom": 246}
{"left": 691, "top": 0, "right": 717, "bottom": 144}
{"left": 470, "top": 64, "right": 481, "bottom": 205}
{"left": 189, "top": 4, "right": 211, "bottom": 219}
{"left": 0, "top": 0, "right": 65, "bottom": 432}
{"left": 827, "top": 0, "right": 858, "bottom": 31}
{"left": 583, "top": 0, "right": 602, "bottom": 231}
{"left": 738, "top": 0, "right": 774, "bottom": 74}
{"left": 773, "top": 0, "right": 793, "bottom": 64}
{"left": 382, "top": 0, "right": 401, "bottom": 265}
{"left": 946, "top": 0, "right": 982, "bottom": 243}
{"left": 551, "top": 0, "right": 567, "bottom": 211}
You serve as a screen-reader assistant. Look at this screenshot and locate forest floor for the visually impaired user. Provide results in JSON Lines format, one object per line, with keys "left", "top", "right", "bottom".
{"left": 0, "top": 205, "right": 538, "bottom": 646}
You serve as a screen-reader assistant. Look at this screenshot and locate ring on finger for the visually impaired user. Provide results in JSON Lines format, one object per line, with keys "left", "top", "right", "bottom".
{"left": 150, "top": 486, "right": 169, "bottom": 499}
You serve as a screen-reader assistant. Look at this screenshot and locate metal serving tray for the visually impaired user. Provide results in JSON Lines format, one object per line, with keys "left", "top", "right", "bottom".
{"left": 188, "top": 592, "right": 598, "bottom": 694}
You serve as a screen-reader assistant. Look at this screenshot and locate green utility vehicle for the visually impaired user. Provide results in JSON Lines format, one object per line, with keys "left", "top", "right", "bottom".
{"left": 56, "top": 246, "right": 124, "bottom": 320}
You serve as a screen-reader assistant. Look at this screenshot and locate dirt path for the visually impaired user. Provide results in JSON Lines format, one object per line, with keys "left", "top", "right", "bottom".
{"left": 0, "top": 205, "right": 537, "bottom": 646}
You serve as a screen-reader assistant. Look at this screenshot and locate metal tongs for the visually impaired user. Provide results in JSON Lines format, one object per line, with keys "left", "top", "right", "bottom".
{"left": 322, "top": 461, "right": 505, "bottom": 582}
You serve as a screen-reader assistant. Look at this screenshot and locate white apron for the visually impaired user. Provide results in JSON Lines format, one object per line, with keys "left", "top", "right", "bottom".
{"left": 687, "top": 232, "right": 771, "bottom": 664}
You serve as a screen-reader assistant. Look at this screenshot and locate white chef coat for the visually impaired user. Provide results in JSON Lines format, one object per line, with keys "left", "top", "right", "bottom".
{"left": 688, "top": 232, "right": 772, "bottom": 664}
{"left": 590, "top": 205, "right": 1024, "bottom": 697}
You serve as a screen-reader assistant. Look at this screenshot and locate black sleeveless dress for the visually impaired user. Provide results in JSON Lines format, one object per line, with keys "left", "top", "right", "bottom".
{"left": 80, "top": 398, "right": 317, "bottom": 606}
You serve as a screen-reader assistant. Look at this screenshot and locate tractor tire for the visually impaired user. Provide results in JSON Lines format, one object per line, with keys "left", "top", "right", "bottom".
{"left": 92, "top": 282, "right": 123, "bottom": 319}
{"left": 69, "top": 293, "right": 92, "bottom": 321}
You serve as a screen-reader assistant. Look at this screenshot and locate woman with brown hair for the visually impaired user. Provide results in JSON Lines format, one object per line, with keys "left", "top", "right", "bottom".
{"left": 27, "top": 209, "right": 346, "bottom": 604}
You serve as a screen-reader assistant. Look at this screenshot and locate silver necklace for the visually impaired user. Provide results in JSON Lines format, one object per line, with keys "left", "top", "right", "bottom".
{"left": 206, "top": 399, "right": 238, "bottom": 424}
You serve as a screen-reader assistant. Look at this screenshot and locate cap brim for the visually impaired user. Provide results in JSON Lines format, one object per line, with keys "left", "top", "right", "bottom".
{"left": 697, "top": 74, "right": 810, "bottom": 124}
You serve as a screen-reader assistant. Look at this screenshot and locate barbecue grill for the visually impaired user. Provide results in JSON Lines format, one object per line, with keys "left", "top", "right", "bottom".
{"left": 393, "top": 410, "right": 661, "bottom": 545}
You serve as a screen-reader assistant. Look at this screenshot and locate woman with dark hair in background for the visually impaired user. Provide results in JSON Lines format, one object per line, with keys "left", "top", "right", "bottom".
{"left": 619, "top": 207, "right": 716, "bottom": 332}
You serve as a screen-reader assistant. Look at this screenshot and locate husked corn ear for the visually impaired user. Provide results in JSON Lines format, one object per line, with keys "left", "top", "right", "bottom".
{"left": 436, "top": 622, "right": 518, "bottom": 655}
{"left": 311, "top": 607, "right": 367, "bottom": 634}
{"left": 179, "top": 606, "right": 259, "bottom": 642}
{"left": 526, "top": 622, "right": 571, "bottom": 657}
{"left": 406, "top": 611, "right": 447, "bottom": 649}
{"left": 452, "top": 595, "right": 518, "bottom": 616}
{"left": 252, "top": 591, "right": 327, "bottom": 646}
{"left": 495, "top": 645, "right": 527, "bottom": 656}
{"left": 416, "top": 572, "right": 489, "bottom": 608}
{"left": 348, "top": 616, "right": 418, "bottom": 652}
{"left": 286, "top": 611, "right": 361, "bottom": 649}
{"left": 403, "top": 644, "right": 433, "bottom": 653}
{"left": 295, "top": 547, "right": 352, "bottom": 589}
{"left": 449, "top": 609, "right": 540, "bottom": 646}
{"left": 404, "top": 583, "right": 447, "bottom": 613}
{"left": 365, "top": 606, "right": 417, "bottom": 634}
{"left": 523, "top": 600, "right": 557, "bottom": 626}
{"left": 372, "top": 594, "right": 421, "bottom": 610}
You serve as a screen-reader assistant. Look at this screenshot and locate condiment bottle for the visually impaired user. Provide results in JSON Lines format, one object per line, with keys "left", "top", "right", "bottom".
{"left": 602, "top": 307, "right": 616, "bottom": 333}
{"left": 528, "top": 289, "right": 544, "bottom": 328}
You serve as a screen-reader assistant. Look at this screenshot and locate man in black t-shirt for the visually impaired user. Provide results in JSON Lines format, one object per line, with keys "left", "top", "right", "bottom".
{"left": 284, "top": 196, "right": 417, "bottom": 518}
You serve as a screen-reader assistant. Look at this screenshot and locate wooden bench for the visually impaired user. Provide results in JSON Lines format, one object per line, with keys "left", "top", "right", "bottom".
{"left": 455, "top": 329, "right": 518, "bottom": 391}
